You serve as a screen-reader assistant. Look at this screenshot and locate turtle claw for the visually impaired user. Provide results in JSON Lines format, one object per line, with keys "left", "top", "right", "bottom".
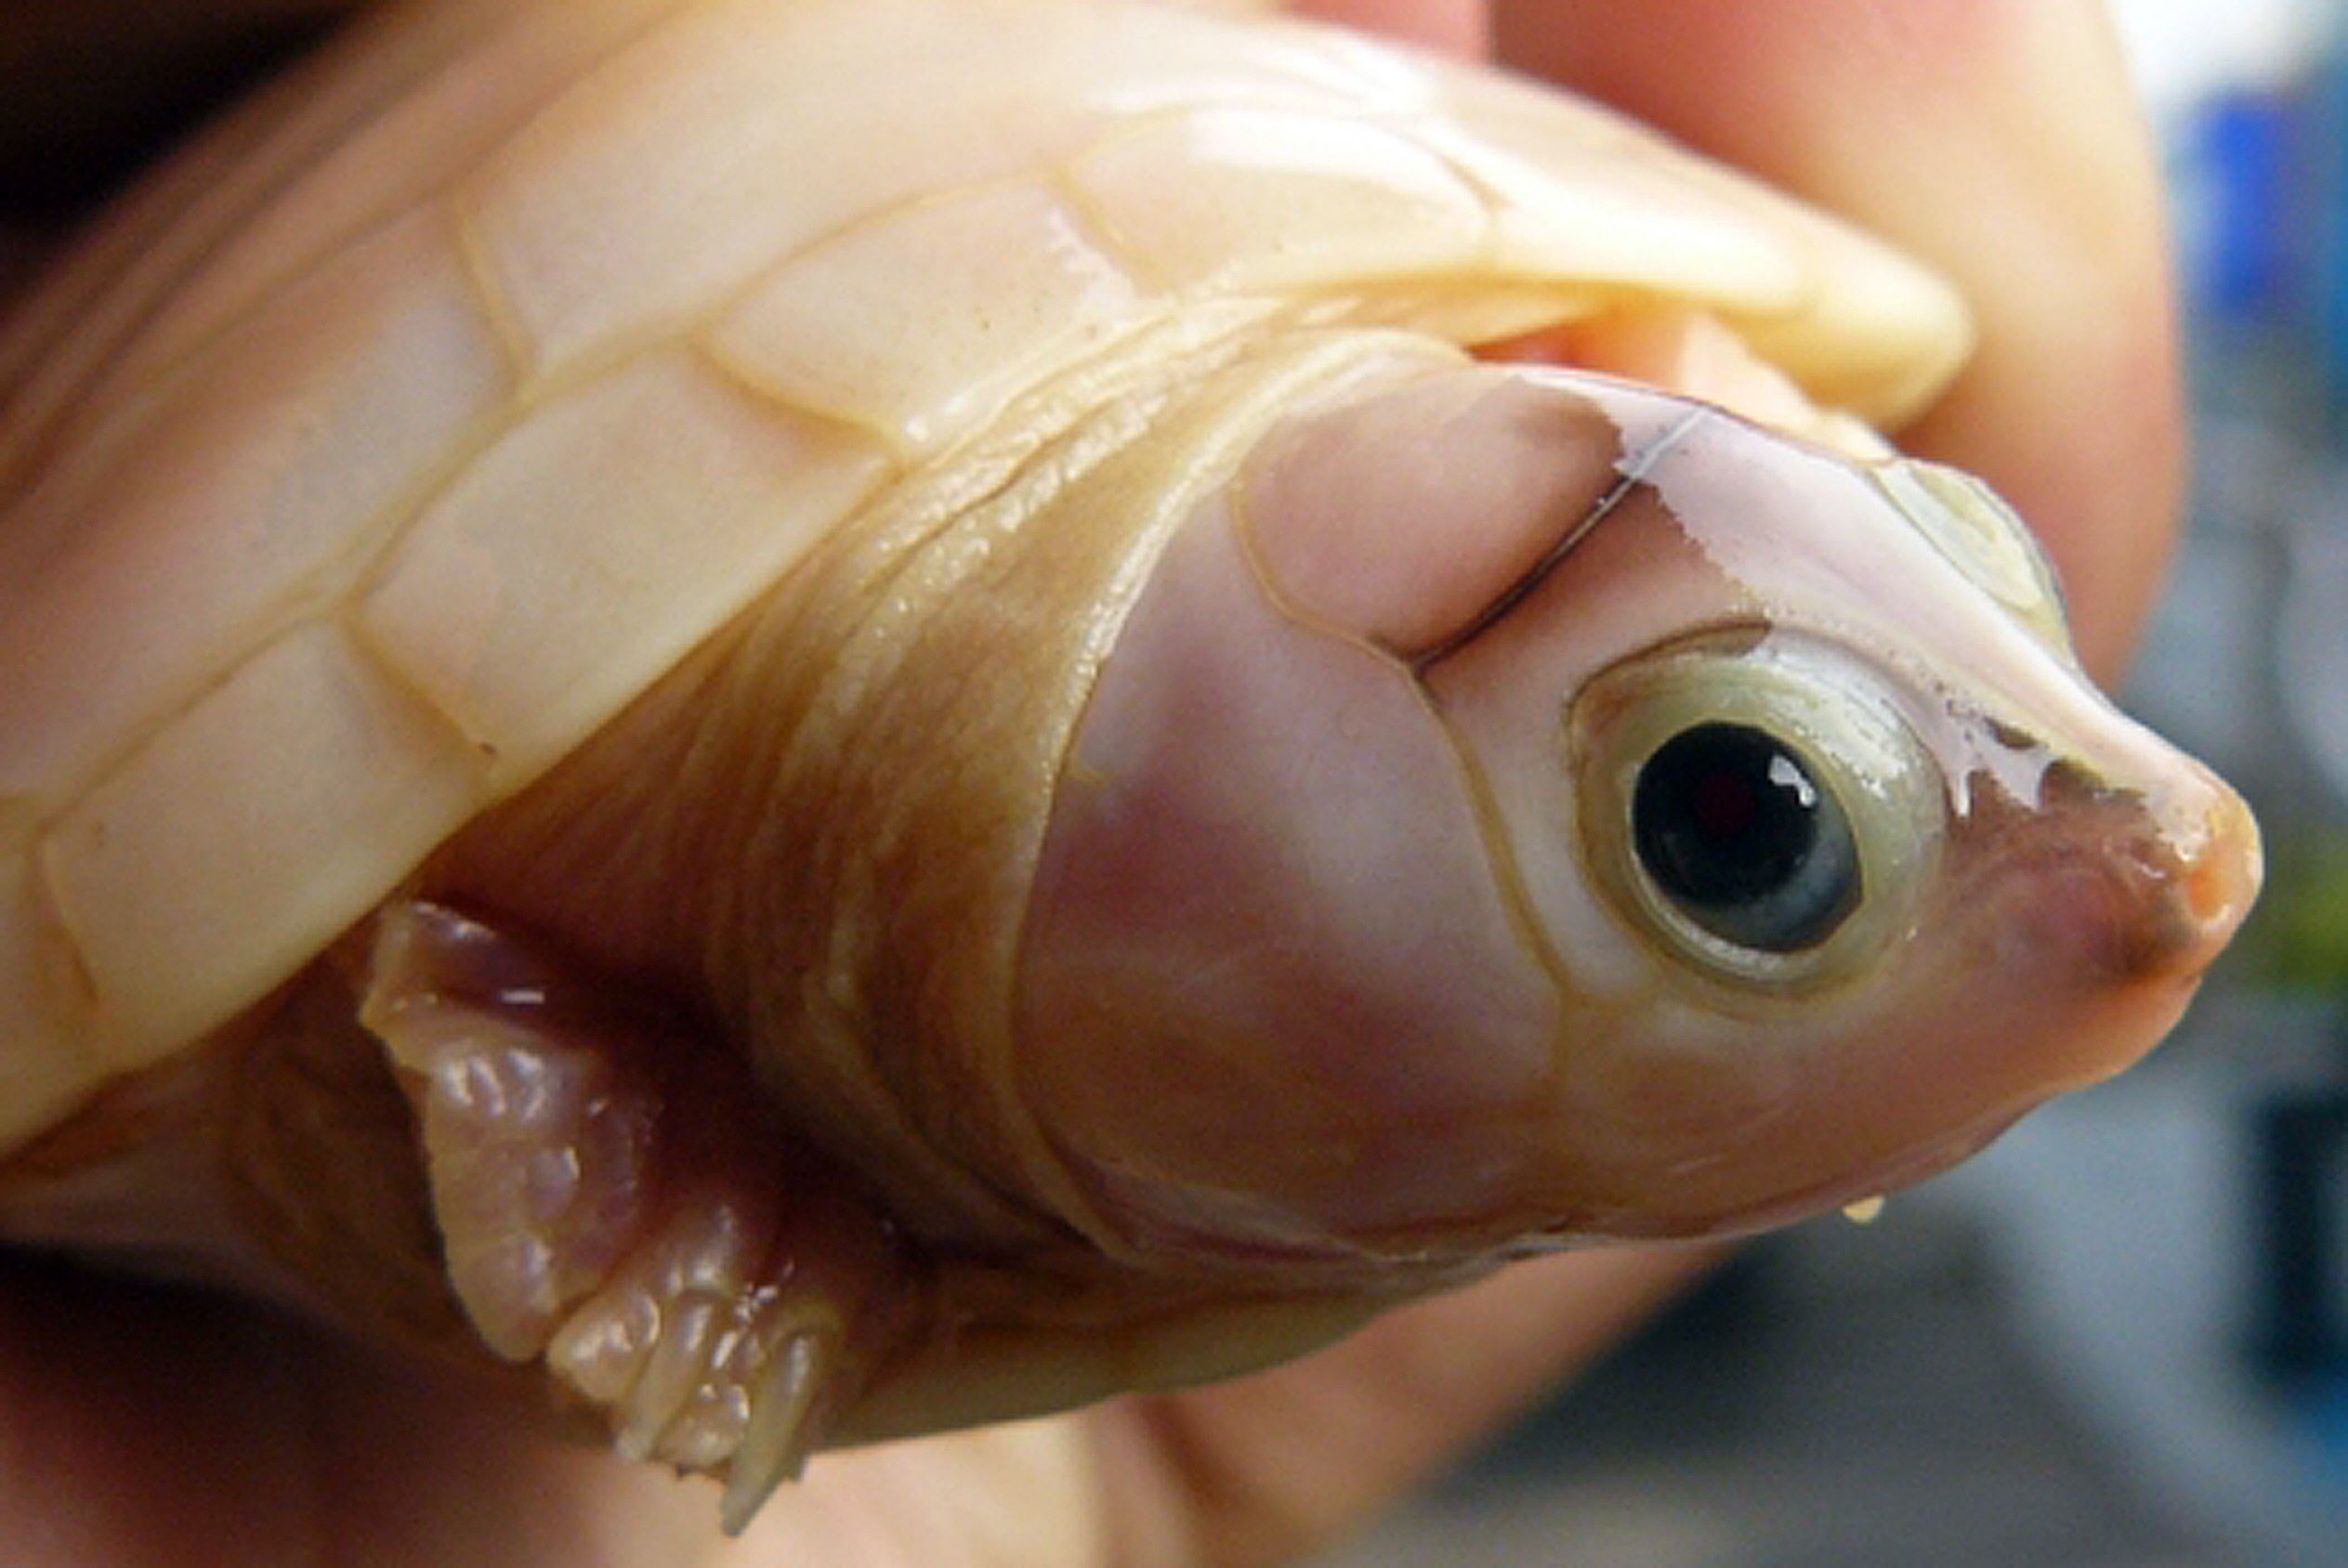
{"left": 721, "top": 1326, "right": 839, "bottom": 1535}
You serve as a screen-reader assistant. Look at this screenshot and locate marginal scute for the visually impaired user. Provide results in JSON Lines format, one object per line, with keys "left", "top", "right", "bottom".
{"left": 1420, "top": 52, "right": 1969, "bottom": 425}
{"left": 0, "top": 204, "right": 511, "bottom": 811}
{"left": 355, "top": 348, "right": 895, "bottom": 778}
{"left": 1412, "top": 68, "right": 1804, "bottom": 310}
{"left": 43, "top": 624, "right": 482, "bottom": 1068}
{"left": 1065, "top": 107, "right": 1488, "bottom": 293}
{"left": 456, "top": 0, "right": 1117, "bottom": 375}
{"left": 78, "top": 0, "right": 674, "bottom": 414}
{"left": 708, "top": 182, "right": 1142, "bottom": 455}
{"left": 0, "top": 0, "right": 504, "bottom": 480}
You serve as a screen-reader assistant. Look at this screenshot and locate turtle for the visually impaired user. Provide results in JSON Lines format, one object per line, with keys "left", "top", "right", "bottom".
{"left": 0, "top": 0, "right": 2261, "bottom": 1533}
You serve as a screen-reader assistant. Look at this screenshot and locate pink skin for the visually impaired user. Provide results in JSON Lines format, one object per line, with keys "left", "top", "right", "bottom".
{"left": 1017, "top": 367, "right": 2256, "bottom": 1262}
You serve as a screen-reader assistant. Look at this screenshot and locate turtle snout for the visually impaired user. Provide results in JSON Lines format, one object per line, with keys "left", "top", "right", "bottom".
{"left": 2145, "top": 774, "right": 2263, "bottom": 980}
{"left": 1983, "top": 756, "right": 2261, "bottom": 992}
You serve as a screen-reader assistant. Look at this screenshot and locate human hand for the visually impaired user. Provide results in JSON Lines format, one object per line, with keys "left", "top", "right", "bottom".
{"left": 0, "top": 3, "right": 2181, "bottom": 1565}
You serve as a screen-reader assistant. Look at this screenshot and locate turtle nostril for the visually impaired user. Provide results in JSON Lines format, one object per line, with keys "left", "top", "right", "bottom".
{"left": 2176, "top": 790, "right": 2263, "bottom": 964}
{"left": 2097, "top": 780, "right": 2263, "bottom": 985}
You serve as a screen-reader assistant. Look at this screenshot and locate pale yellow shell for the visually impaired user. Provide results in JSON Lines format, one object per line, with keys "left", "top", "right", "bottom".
{"left": 0, "top": 0, "right": 1967, "bottom": 1152}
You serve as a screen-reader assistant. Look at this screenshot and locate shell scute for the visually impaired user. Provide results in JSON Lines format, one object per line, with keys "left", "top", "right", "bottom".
{"left": 1062, "top": 106, "right": 1489, "bottom": 294}
{"left": 0, "top": 0, "right": 596, "bottom": 487}
{"left": 46, "top": 622, "right": 481, "bottom": 1074}
{"left": 355, "top": 347, "right": 895, "bottom": 769}
{"left": 456, "top": 0, "right": 1141, "bottom": 377}
{"left": 705, "top": 182, "right": 1143, "bottom": 457}
{"left": 0, "top": 204, "right": 509, "bottom": 812}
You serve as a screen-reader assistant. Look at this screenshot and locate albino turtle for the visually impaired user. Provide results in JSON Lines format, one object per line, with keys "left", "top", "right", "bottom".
{"left": 0, "top": 0, "right": 2260, "bottom": 1533}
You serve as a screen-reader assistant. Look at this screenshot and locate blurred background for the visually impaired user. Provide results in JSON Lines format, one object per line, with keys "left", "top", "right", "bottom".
{"left": 1318, "top": 3, "right": 2348, "bottom": 1564}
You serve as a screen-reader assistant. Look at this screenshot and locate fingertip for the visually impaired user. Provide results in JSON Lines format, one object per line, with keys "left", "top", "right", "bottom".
{"left": 1283, "top": 0, "right": 1489, "bottom": 59}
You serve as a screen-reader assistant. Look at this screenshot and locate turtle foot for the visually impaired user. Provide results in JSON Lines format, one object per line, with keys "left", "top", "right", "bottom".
{"left": 361, "top": 899, "right": 910, "bottom": 1530}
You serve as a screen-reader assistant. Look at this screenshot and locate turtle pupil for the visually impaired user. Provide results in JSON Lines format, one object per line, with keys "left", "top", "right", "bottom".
{"left": 1631, "top": 722, "right": 1858, "bottom": 954}
{"left": 1689, "top": 769, "right": 1760, "bottom": 841}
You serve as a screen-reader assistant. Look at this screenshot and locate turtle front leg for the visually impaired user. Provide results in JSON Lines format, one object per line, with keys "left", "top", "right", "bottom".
{"left": 360, "top": 900, "right": 913, "bottom": 1532}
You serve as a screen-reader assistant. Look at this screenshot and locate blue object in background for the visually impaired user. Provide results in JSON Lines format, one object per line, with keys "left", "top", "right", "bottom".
{"left": 2192, "top": 87, "right": 2307, "bottom": 325}
{"left": 2313, "top": 49, "right": 2348, "bottom": 398}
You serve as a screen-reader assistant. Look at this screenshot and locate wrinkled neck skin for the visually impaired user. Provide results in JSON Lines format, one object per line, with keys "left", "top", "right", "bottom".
{"left": 434, "top": 321, "right": 1470, "bottom": 1262}
{"left": 440, "top": 325, "right": 2255, "bottom": 1299}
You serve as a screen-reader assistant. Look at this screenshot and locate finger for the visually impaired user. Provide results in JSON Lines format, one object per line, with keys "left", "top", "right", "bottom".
{"left": 1097, "top": 1245, "right": 1716, "bottom": 1567}
{"left": 0, "top": 1261, "right": 316, "bottom": 1568}
{"left": 1282, "top": 0, "right": 1489, "bottom": 58}
{"left": 0, "top": 1258, "right": 720, "bottom": 1568}
{"left": 1493, "top": 0, "right": 2183, "bottom": 683}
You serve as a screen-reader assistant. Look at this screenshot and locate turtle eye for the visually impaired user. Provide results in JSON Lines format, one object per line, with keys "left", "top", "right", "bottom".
{"left": 1570, "top": 628, "right": 1941, "bottom": 994}
{"left": 1631, "top": 722, "right": 1859, "bottom": 954}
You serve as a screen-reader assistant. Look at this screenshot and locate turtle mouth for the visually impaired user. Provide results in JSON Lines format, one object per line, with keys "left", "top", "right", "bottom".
{"left": 1473, "top": 305, "right": 1885, "bottom": 458}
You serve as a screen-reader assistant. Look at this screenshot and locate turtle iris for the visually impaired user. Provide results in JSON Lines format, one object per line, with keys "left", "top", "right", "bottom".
{"left": 1631, "top": 722, "right": 1860, "bottom": 953}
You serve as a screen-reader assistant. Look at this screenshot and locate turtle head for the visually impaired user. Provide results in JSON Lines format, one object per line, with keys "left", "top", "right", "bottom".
{"left": 1012, "top": 364, "right": 2258, "bottom": 1263}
